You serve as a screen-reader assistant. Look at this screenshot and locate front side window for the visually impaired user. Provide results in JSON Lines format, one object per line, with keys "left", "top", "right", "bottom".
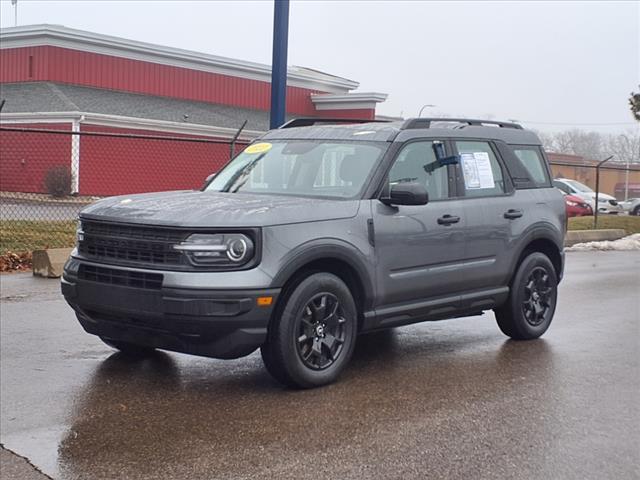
{"left": 513, "top": 146, "right": 550, "bottom": 187}
{"left": 455, "top": 141, "right": 505, "bottom": 197}
{"left": 206, "top": 140, "right": 387, "bottom": 199}
{"left": 387, "top": 141, "right": 449, "bottom": 201}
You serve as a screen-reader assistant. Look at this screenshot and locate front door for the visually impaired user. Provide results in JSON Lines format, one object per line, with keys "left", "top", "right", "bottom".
{"left": 372, "top": 140, "right": 467, "bottom": 310}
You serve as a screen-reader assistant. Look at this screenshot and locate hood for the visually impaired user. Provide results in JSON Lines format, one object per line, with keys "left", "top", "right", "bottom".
{"left": 79, "top": 190, "right": 361, "bottom": 227}
{"left": 583, "top": 192, "right": 616, "bottom": 201}
{"left": 573, "top": 191, "right": 615, "bottom": 202}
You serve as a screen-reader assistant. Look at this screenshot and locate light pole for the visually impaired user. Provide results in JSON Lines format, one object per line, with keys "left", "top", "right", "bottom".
{"left": 11, "top": 0, "right": 18, "bottom": 27}
{"left": 418, "top": 104, "right": 436, "bottom": 118}
{"left": 270, "top": 0, "right": 290, "bottom": 129}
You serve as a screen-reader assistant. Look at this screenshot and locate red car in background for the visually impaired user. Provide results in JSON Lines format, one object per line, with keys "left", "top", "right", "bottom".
{"left": 564, "top": 193, "right": 593, "bottom": 217}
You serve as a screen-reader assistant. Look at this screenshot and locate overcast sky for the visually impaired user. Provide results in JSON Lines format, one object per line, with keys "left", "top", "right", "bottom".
{"left": 1, "top": 0, "right": 638, "bottom": 133}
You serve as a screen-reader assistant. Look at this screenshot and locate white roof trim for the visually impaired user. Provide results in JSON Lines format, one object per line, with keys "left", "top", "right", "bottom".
{"left": 0, "top": 111, "right": 264, "bottom": 141}
{"left": 311, "top": 92, "right": 388, "bottom": 111}
{"left": 311, "top": 92, "right": 389, "bottom": 104}
{"left": 0, "top": 24, "right": 359, "bottom": 94}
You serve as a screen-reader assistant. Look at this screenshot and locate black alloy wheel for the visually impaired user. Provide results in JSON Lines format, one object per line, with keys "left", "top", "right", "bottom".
{"left": 261, "top": 272, "right": 357, "bottom": 388}
{"left": 494, "top": 252, "right": 558, "bottom": 340}
{"left": 522, "top": 266, "right": 555, "bottom": 327}
{"left": 295, "top": 293, "right": 347, "bottom": 370}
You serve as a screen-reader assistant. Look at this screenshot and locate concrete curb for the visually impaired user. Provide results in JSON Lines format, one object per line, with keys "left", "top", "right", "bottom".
{"left": 565, "top": 229, "right": 627, "bottom": 247}
{"left": 32, "top": 248, "right": 72, "bottom": 278}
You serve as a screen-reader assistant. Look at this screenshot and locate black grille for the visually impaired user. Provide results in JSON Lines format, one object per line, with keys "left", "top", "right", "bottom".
{"left": 78, "top": 220, "right": 187, "bottom": 267}
{"left": 79, "top": 264, "right": 163, "bottom": 290}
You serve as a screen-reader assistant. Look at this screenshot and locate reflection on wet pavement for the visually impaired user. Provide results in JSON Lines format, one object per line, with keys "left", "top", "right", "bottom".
{"left": 1, "top": 251, "right": 639, "bottom": 479}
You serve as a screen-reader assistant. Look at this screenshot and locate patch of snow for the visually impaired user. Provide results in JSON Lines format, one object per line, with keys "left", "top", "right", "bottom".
{"left": 565, "top": 234, "right": 640, "bottom": 252}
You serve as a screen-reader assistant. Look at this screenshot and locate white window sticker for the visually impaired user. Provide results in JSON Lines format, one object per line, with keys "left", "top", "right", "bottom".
{"left": 461, "top": 152, "right": 495, "bottom": 189}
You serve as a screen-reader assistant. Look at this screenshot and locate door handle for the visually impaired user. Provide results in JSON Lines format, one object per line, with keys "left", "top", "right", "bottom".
{"left": 504, "top": 209, "right": 523, "bottom": 219}
{"left": 437, "top": 214, "right": 460, "bottom": 225}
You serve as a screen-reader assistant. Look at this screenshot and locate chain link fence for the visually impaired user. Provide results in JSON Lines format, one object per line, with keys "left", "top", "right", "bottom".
{"left": 548, "top": 160, "right": 640, "bottom": 199}
{"left": 0, "top": 127, "right": 248, "bottom": 254}
{"left": 2, "top": 127, "right": 639, "bottom": 256}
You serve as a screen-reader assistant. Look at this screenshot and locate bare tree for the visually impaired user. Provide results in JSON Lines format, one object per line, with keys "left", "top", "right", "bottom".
{"left": 537, "top": 129, "right": 639, "bottom": 164}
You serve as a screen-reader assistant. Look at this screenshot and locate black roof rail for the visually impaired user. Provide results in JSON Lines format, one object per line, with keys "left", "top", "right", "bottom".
{"left": 279, "top": 117, "right": 390, "bottom": 129}
{"left": 401, "top": 118, "right": 523, "bottom": 130}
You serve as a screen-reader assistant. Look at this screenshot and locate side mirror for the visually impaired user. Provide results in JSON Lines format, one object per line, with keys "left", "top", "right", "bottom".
{"left": 202, "top": 172, "right": 217, "bottom": 189}
{"left": 381, "top": 182, "right": 429, "bottom": 206}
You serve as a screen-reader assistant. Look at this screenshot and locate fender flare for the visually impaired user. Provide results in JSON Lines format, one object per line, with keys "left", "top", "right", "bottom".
{"left": 509, "top": 223, "right": 564, "bottom": 280}
{"left": 271, "top": 239, "right": 376, "bottom": 311}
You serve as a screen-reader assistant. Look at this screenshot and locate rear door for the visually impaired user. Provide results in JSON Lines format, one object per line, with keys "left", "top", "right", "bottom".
{"left": 453, "top": 139, "right": 525, "bottom": 290}
{"left": 372, "top": 139, "right": 467, "bottom": 308}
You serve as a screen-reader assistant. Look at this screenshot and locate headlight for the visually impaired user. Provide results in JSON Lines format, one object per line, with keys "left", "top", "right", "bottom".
{"left": 173, "top": 233, "right": 255, "bottom": 266}
{"left": 76, "top": 220, "right": 84, "bottom": 245}
{"left": 566, "top": 200, "right": 578, "bottom": 207}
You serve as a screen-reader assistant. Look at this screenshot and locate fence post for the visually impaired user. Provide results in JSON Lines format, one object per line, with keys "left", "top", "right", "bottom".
{"left": 593, "top": 155, "right": 614, "bottom": 229}
{"left": 71, "top": 118, "right": 81, "bottom": 195}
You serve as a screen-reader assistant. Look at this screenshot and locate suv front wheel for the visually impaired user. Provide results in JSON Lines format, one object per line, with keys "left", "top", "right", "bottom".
{"left": 494, "top": 252, "right": 558, "bottom": 340}
{"left": 261, "top": 272, "right": 357, "bottom": 388}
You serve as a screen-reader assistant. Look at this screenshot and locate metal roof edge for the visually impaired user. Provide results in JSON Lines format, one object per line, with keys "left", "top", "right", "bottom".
{"left": 0, "top": 24, "right": 360, "bottom": 94}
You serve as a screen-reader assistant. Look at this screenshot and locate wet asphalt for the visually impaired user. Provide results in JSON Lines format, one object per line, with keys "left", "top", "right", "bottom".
{"left": 0, "top": 251, "right": 638, "bottom": 480}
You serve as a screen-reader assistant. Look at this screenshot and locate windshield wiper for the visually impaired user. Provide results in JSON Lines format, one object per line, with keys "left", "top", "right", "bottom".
{"left": 222, "top": 153, "right": 266, "bottom": 193}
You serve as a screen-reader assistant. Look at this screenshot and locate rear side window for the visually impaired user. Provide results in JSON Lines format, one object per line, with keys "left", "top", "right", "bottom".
{"left": 513, "top": 146, "right": 551, "bottom": 187}
{"left": 455, "top": 141, "right": 505, "bottom": 197}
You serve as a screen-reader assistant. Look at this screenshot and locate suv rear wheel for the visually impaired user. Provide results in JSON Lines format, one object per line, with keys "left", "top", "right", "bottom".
{"left": 494, "top": 252, "right": 558, "bottom": 340}
{"left": 261, "top": 272, "right": 357, "bottom": 388}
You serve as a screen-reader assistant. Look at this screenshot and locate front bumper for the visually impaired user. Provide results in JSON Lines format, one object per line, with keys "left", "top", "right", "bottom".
{"left": 61, "top": 258, "right": 280, "bottom": 359}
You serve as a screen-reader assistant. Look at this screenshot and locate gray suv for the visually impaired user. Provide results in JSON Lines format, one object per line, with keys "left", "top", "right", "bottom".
{"left": 62, "top": 118, "right": 565, "bottom": 388}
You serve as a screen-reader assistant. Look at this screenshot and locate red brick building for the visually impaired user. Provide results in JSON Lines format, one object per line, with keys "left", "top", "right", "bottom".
{"left": 0, "top": 24, "right": 387, "bottom": 196}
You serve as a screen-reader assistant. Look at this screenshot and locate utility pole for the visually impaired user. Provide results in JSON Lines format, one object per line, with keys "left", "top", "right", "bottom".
{"left": 269, "top": 0, "right": 290, "bottom": 129}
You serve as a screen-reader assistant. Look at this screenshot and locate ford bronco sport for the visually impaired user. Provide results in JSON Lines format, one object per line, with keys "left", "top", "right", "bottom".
{"left": 62, "top": 117, "right": 565, "bottom": 388}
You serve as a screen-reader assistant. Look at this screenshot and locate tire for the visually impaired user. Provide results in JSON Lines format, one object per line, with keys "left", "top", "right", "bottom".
{"left": 494, "top": 252, "right": 558, "bottom": 340}
{"left": 261, "top": 272, "right": 358, "bottom": 388}
{"left": 100, "top": 337, "right": 156, "bottom": 357}
{"left": 632, "top": 206, "right": 640, "bottom": 216}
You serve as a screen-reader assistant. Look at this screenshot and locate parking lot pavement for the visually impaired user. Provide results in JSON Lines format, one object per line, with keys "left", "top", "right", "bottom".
{"left": 1, "top": 251, "right": 638, "bottom": 480}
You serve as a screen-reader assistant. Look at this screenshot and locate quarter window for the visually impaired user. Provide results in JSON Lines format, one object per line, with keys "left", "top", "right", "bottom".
{"left": 455, "top": 141, "right": 505, "bottom": 197}
{"left": 388, "top": 141, "right": 449, "bottom": 201}
{"left": 513, "top": 146, "right": 550, "bottom": 187}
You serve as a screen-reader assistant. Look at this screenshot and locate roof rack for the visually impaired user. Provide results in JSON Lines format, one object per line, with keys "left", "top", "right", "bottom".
{"left": 279, "top": 118, "right": 389, "bottom": 129}
{"left": 401, "top": 118, "right": 523, "bottom": 130}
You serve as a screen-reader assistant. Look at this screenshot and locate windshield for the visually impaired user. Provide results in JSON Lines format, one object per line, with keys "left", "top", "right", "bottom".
{"left": 564, "top": 179, "right": 594, "bottom": 193}
{"left": 205, "top": 140, "right": 387, "bottom": 199}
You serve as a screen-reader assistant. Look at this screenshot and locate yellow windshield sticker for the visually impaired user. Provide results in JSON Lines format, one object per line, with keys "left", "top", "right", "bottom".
{"left": 245, "top": 142, "right": 272, "bottom": 154}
